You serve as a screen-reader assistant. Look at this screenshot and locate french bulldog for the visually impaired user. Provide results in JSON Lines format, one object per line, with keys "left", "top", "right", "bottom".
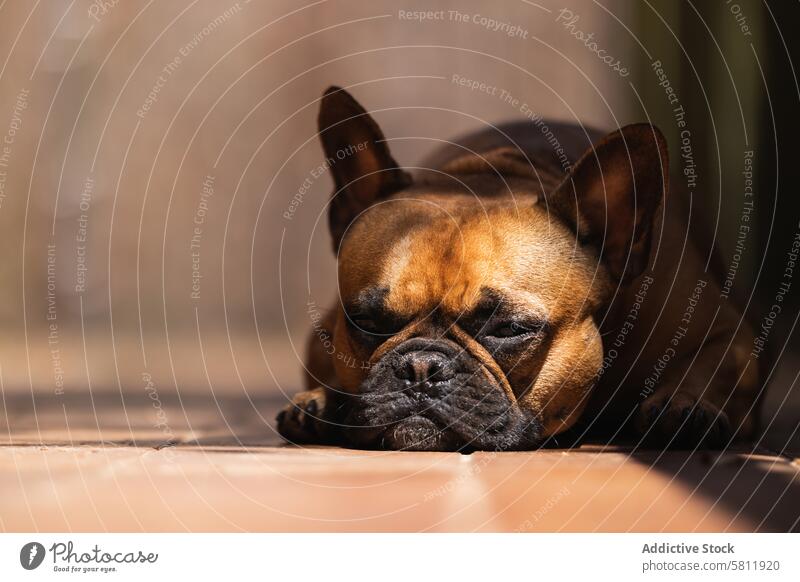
{"left": 276, "top": 86, "right": 760, "bottom": 452}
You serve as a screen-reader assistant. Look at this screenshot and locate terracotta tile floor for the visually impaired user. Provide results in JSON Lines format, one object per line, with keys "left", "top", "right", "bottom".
{"left": 1, "top": 391, "right": 798, "bottom": 532}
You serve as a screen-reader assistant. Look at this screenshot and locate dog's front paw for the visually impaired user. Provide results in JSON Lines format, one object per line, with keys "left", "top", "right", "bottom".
{"left": 636, "top": 390, "right": 731, "bottom": 449}
{"left": 276, "top": 388, "right": 327, "bottom": 444}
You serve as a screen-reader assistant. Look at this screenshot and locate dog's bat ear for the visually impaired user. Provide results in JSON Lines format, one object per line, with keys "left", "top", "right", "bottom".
{"left": 549, "top": 123, "right": 668, "bottom": 282}
{"left": 317, "top": 86, "right": 412, "bottom": 251}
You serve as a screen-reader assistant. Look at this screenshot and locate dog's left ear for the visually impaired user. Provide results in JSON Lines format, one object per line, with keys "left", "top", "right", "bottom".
{"left": 318, "top": 86, "right": 411, "bottom": 251}
{"left": 549, "top": 123, "right": 668, "bottom": 282}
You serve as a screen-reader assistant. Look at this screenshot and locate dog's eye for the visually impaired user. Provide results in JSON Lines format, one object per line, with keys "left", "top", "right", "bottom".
{"left": 351, "top": 316, "right": 380, "bottom": 333}
{"left": 487, "top": 321, "right": 542, "bottom": 339}
{"left": 347, "top": 313, "right": 401, "bottom": 336}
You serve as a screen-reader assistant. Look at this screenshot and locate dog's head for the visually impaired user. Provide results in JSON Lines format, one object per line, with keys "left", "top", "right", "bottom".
{"left": 317, "top": 87, "right": 667, "bottom": 451}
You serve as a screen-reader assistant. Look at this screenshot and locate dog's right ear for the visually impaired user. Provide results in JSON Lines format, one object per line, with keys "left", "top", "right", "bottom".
{"left": 317, "top": 86, "right": 411, "bottom": 251}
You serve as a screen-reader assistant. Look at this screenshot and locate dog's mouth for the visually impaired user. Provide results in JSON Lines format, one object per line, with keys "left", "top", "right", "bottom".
{"left": 383, "top": 416, "right": 461, "bottom": 451}
{"left": 338, "top": 339, "right": 541, "bottom": 452}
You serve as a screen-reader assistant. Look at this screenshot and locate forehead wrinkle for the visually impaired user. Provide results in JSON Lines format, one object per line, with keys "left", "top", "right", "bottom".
{"left": 382, "top": 216, "right": 515, "bottom": 318}
{"left": 441, "top": 277, "right": 480, "bottom": 316}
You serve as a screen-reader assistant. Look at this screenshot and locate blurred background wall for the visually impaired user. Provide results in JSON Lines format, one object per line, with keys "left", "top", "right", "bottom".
{"left": 0, "top": 0, "right": 796, "bottom": 448}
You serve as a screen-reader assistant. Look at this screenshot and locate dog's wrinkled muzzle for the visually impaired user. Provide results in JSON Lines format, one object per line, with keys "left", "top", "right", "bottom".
{"left": 340, "top": 337, "right": 540, "bottom": 451}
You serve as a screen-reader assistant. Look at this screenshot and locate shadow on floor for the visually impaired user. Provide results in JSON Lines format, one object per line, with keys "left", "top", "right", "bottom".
{"left": 2, "top": 390, "right": 798, "bottom": 531}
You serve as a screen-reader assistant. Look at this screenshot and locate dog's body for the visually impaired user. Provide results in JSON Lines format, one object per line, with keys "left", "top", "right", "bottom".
{"left": 277, "top": 87, "right": 759, "bottom": 451}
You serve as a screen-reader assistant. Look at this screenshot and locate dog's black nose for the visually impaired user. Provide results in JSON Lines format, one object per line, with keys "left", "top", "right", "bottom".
{"left": 394, "top": 350, "right": 455, "bottom": 388}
